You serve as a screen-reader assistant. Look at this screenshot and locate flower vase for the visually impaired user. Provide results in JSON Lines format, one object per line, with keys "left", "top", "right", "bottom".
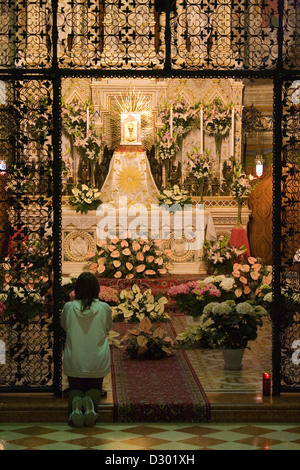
{"left": 236, "top": 198, "right": 243, "bottom": 227}
{"left": 215, "top": 135, "right": 223, "bottom": 179}
{"left": 89, "top": 160, "right": 95, "bottom": 187}
{"left": 199, "top": 179, "right": 204, "bottom": 204}
{"left": 222, "top": 348, "right": 245, "bottom": 370}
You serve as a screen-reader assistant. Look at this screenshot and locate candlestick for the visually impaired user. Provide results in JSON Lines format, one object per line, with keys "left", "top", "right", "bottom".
{"left": 86, "top": 107, "right": 90, "bottom": 136}
{"left": 231, "top": 106, "right": 235, "bottom": 157}
{"left": 170, "top": 106, "right": 173, "bottom": 138}
{"left": 200, "top": 106, "right": 203, "bottom": 154}
{"left": 263, "top": 372, "right": 271, "bottom": 396}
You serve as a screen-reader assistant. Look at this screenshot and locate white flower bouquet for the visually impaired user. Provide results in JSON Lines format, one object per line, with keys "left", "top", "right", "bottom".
{"left": 70, "top": 184, "right": 102, "bottom": 214}
{"left": 228, "top": 163, "right": 256, "bottom": 201}
{"left": 203, "top": 300, "right": 267, "bottom": 349}
{"left": 111, "top": 284, "right": 170, "bottom": 323}
{"left": 158, "top": 185, "right": 192, "bottom": 210}
{"left": 203, "top": 98, "right": 232, "bottom": 137}
{"left": 186, "top": 147, "right": 213, "bottom": 181}
{"left": 202, "top": 235, "right": 246, "bottom": 274}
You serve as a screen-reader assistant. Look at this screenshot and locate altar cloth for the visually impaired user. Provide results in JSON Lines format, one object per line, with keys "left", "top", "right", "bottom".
{"left": 100, "top": 146, "right": 160, "bottom": 208}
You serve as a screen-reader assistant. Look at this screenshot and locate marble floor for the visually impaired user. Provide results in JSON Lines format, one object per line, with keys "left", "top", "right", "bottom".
{"left": 1, "top": 422, "right": 300, "bottom": 450}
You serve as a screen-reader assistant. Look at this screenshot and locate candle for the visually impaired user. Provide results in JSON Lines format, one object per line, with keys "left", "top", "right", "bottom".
{"left": 231, "top": 106, "right": 235, "bottom": 156}
{"left": 0, "top": 160, "right": 6, "bottom": 172}
{"left": 200, "top": 106, "right": 203, "bottom": 154}
{"left": 263, "top": 372, "right": 271, "bottom": 396}
{"left": 170, "top": 106, "right": 173, "bottom": 138}
{"left": 86, "top": 107, "right": 90, "bottom": 136}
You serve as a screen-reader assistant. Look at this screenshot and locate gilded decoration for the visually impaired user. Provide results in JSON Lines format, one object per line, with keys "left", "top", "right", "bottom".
{"left": 63, "top": 230, "right": 96, "bottom": 262}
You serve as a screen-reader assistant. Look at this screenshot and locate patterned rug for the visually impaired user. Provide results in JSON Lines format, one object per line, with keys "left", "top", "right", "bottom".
{"left": 110, "top": 322, "right": 210, "bottom": 423}
{"left": 99, "top": 276, "right": 201, "bottom": 295}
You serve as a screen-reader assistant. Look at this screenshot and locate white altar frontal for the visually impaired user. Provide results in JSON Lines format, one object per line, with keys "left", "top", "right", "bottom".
{"left": 61, "top": 196, "right": 251, "bottom": 276}
{"left": 99, "top": 145, "right": 159, "bottom": 208}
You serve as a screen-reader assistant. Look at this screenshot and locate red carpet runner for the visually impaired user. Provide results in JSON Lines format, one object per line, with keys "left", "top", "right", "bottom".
{"left": 110, "top": 322, "right": 210, "bottom": 422}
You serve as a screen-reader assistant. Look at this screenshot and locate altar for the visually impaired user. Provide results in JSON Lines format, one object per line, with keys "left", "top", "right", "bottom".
{"left": 60, "top": 78, "right": 252, "bottom": 277}
{"left": 99, "top": 146, "right": 160, "bottom": 208}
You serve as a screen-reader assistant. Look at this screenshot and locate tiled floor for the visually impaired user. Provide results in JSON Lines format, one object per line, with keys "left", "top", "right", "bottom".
{"left": 1, "top": 422, "right": 300, "bottom": 450}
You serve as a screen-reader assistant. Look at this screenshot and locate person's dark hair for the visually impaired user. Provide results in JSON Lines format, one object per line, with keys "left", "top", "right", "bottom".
{"left": 74, "top": 272, "right": 100, "bottom": 310}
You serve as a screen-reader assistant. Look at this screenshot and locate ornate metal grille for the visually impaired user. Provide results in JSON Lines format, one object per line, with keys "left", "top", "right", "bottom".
{"left": 278, "top": 79, "right": 300, "bottom": 391}
{"left": 0, "top": 80, "right": 54, "bottom": 390}
{"left": 0, "top": 0, "right": 298, "bottom": 394}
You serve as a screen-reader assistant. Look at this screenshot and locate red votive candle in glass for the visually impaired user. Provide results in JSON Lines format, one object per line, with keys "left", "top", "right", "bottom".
{"left": 263, "top": 373, "right": 271, "bottom": 396}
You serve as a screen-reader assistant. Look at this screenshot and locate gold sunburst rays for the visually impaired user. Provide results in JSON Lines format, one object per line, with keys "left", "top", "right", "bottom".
{"left": 116, "top": 166, "right": 144, "bottom": 193}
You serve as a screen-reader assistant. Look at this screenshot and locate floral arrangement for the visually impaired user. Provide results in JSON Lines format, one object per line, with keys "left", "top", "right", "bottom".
{"left": 111, "top": 284, "right": 169, "bottom": 323}
{"left": 202, "top": 300, "right": 267, "bottom": 349}
{"left": 73, "top": 130, "right": 105, "bottom": 162}
{"left": 158, "top": 185, "right": 192, "bottom": 209}
{"left": 156, "top": 128, "right": 179, "bottom": 162}
{"left": 231, "top": 257, "right": 272, "bottom": 301}
{"left": 156, "top": 96, "right": 198, "bottom": 162}
{"left": 158, "top": 96, "right": 198, "bottom": 139}
{"left": 202, "top": 235, "right": 246, "bottom": 275}
{"left": 203, "top": 98, "right": 232, "bottom": 137}
{"left": 175, "top": 318, "right": 215, "bottom": 349}
{"left": 62, "top": 98, "right": 106, "bottom": 163}
{"left": 168, "top": 280, "right": 221, "bottom": 318}
{"left": 186, "top": 147, "right": 213, "bottom": 181}
{"left": 87, "top": 236, "right": 173, "bottom": 279}
{"left": 120, "top": 317, "right": 174, "bottom": 360}
{"left": 70, "top": 184, "right": 102, "bottom": 214}
{"left": 61, "top": 97, "right": 89, "bottom": 138}
{"left": 0, "top": 286, "right": 46, "bottom": 323}
{"left": 228, "top": 162, "right": 257, "bottom": 201}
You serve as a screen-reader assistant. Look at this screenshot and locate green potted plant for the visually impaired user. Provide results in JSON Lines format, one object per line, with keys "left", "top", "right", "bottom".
{"left": 203, "top": 300, "right": 267, "bottom": 369}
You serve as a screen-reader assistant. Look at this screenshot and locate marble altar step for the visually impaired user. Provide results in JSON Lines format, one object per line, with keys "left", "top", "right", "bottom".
{"left": 1, "top": 393, "right": 300, "bottom": 423}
